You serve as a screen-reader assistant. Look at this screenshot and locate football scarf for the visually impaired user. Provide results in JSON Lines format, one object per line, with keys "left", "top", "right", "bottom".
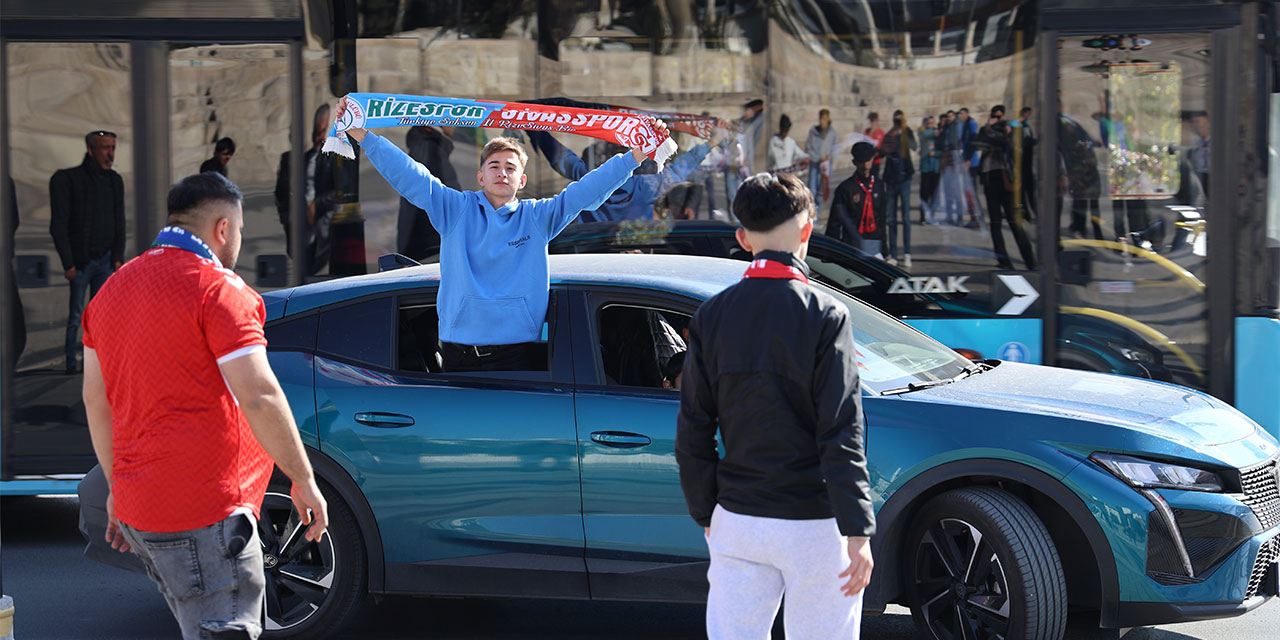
{"left": 519, "top": 97, "right": 732, "bottom": 140}
{"left": 324, "top": 93, "right": 678, "bottom": 168}
{"left": 742, "top": 258, "right": 809, "bottom": 284}
{"left": 152, "top": 226, "right": 220, "bottom": 267}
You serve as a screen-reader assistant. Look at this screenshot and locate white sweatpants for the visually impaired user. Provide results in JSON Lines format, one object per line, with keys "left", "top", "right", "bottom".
{"left": 705, "top": 504, "right": 863, "bottom": 640}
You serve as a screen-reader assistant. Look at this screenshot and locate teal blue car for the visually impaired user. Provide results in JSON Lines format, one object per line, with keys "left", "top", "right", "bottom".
{"left": 79, "top": 254, "right": 1279, "bottom": 639}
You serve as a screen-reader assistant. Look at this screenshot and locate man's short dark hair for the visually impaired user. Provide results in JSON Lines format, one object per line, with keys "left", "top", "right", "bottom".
{"left": 959, "top": 107, "right": 970, "bottom": 114}
{"left": 214, "top": 137, "right": 236, "bottom": 154}
{"left": 732, "top": 172, "right": 813, "bottom": 232}
{"left": 1020, "top": 106, "right": 1033, "bottom": 115}
{"left": 867, "top": 112, "right": 879, "bottom": 122}
{"left": 167, "top": 172, "right": 243, "bottom": 224}
{"left": 779, "top": 114, "right": 792, "bottom": 133}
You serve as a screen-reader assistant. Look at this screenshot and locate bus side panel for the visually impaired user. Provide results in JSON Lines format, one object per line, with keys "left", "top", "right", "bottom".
{"left": 903, "top": 318, "right": 1043, "bottom": 365}
{"left": 1235, "top": 317, "right": 1280, "bottom": 439}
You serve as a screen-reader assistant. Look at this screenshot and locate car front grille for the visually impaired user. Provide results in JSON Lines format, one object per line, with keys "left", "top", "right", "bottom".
{"left": 1246, "top": 536, "right": 1280, "bottom": 599}
{"left": 1240, "top": 458, "right": 1280, "bottom": 531}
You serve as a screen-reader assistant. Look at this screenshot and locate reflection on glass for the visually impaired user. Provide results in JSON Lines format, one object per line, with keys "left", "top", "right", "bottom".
{"left": 1106, "top": 63, "right": 1181, "bottom": 198}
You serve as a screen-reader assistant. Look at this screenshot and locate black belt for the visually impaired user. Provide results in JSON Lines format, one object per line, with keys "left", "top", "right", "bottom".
{"left": 441, "top": 341, "right": 527, "bottom": 358}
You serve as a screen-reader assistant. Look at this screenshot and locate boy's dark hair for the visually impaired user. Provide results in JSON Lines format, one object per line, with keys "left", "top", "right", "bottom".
{"left": 214, "top": 137, "right": 236, "bottom": 154}
{"left": 867, "top": 111, "right": 879, "bottom": 122}
{"left": 779, "top": 114, "right": 791, "bottom": 133}
{"left": 732, "top": 172, "right": 813, "bottom": 232}
{"left": 167, "top": 172, "right": 243, "bottom": 224}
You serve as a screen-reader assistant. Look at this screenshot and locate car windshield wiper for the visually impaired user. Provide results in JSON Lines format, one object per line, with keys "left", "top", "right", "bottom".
{"left": 879, "top": 377, "right": 957, "bottom": 396}
{"left": 879, "top": 363, "right": 988, "bottom": 396}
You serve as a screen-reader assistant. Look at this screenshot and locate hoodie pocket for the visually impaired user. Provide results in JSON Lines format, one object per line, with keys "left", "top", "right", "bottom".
{"left": 453, "top": 296, "right": 536, "bottom": 337}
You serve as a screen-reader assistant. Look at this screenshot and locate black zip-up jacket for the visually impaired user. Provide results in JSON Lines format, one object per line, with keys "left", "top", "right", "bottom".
{"left": 826, "top": 171, "right": 886, "bottom": 245}
{"left": 675, "top": 250, "right": 875, "bottom": 537}
{"left": 49, "top": 155, "right": 125, "bottom": 271}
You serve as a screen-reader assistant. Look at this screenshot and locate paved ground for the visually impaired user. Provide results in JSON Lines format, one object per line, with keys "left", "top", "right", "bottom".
{"left": 2, "top": 496, "right": 1275, "bottom": 639}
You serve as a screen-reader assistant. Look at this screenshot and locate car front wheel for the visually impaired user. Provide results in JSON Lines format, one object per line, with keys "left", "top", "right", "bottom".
{"left": 905, "top": 486, "right": 1067, "bottom": 640}
{"left": 259, "top": 479, "right": 367, "bottom": 639}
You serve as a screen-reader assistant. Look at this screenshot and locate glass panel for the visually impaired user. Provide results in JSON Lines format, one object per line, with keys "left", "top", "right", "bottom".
{"left": 6, "top": 42, "right": 133, "bottom": 473}
{"left": 168, "top": 43, "right": 296, "bottom": 287}
{"left": 346, "top": 0, "right": 1041, "bottom": 332}
{"left": 1056, "top": 32, "right": 1212, "bottom": 390}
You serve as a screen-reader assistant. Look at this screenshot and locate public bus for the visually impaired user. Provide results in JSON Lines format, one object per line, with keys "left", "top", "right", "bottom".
{"left": 1, "top": 0, "right": 1277, "bottom": 493}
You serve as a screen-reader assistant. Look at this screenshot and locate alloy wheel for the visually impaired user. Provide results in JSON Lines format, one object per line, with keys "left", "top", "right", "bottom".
{"left": 259, "top": 491, "right": 337, "bottom": 632}
{"left": 914, "top": 517, "right": 1011, "bottom": 640}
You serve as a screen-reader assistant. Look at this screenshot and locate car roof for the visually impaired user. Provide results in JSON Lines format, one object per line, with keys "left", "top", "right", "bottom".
{"left": 272, "top": 253, "right": 747, "bottom": 317}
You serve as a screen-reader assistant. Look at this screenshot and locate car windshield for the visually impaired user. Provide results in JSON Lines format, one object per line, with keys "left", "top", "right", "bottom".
{"left": 813, "top": 281, "right": 975, "bottom": 393}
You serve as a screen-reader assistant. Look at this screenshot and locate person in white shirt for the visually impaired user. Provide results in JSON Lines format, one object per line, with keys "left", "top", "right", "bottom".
{"left": 768, "top": 114, "right": 808, "bottom": 172}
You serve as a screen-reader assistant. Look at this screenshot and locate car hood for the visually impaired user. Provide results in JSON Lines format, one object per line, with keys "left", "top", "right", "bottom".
{"left": 918, "top": 362, "right": 1260, "bottom": 448}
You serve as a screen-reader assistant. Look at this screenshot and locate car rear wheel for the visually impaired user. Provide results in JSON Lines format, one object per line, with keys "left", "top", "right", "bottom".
{"left": 260, "top": 479, "right": 367, "bottom": 639}
{"left": 905, "top": 487, "right": 1067, "bottom": 640}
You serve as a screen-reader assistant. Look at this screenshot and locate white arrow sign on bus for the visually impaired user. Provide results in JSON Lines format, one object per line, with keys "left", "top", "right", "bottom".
{"left": 995, "top": 274, "right": 1040, "bottom": 315}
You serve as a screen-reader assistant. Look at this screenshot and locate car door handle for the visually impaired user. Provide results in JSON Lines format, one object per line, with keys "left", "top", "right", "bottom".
{"left": 354, "top": 412, "right": 415, "bottom": 428}
{"left": 590, "top": 431, "right": 652, "bottom": 448}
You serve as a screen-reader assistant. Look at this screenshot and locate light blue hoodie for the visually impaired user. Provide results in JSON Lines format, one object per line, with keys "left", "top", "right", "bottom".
{"left": 359, "top": 132, "right": 639, "bottom": 345}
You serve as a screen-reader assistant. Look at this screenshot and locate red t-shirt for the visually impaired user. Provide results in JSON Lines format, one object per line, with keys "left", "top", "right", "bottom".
{"left": 865, "top": 127, "right": 885, "bottom": 165}
{"left": 82, "top": 246, "right": 272, "bottom": 533}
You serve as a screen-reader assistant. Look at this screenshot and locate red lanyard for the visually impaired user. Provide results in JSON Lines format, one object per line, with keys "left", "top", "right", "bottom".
{"left": 743, "top": 258, "right": 809, "bottom": 284}
{"left": 857, "top": 175, "right": 877, "bottom": 234}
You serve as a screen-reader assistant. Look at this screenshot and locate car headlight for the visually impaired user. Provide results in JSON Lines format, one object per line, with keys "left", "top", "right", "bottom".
{"left": 1106, "top": 341, "right": 1156, "bottom": 363}
{"left": 1090, "top": 453, "right": 1224, "bottom": 492}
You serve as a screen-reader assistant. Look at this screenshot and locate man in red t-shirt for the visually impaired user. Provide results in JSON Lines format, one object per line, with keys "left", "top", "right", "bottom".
{"left": 82, "top": 172, "right": 327, "bottom": 639}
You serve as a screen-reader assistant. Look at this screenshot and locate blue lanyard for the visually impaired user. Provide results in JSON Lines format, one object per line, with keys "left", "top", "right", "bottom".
{"left": 151, "top": 226, "right": 220, "bottom": 267}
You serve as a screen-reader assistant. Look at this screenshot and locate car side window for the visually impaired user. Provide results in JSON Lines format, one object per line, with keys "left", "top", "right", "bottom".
{"left": 316, "top": 297, "right": 394, "bottom": 369}
{"left": 394, "top": 293, "right": 554, "bottom": 380}
{"left": 595, "top": 303, "right": 692, "bottom": 390}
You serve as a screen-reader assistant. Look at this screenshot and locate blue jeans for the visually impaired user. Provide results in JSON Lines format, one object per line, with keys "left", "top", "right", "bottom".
{"left": 120, "top": 513, "right": 265, "bottom": 639}
{"left": 725, "top": 170, "right": 744, "bottom": 208}
{"left": 885, "top": 179, "right": 912, "bottom": 258}
{"left": 807, "top": 165, "right": 825, "bottom": 215}
{"left": 66, "top": 253, "right": 113, "bottom": 369}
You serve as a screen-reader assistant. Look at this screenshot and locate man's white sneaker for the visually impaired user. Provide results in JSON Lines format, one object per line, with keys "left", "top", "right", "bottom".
{"left": 903, "top": 254, "right": 912, "bottom": 268}
{"left": 886, "top": 257, "right": 898, "bottom": 266}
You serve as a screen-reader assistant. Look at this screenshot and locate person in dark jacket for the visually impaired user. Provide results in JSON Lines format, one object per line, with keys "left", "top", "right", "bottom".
{"left": 880, "top": 109, "right": 916, "bottom": 267}
{"left": 676, "top": 171, "right": 874, "bottom": 639}
{"left": 199, "top": 137, "right": 236, "bottom": 177}
{"left": 50, "top": 130, "right": 125, "bottom": 372}
{"left": 974, "top": 105, "right": 1036, "bottom": 269}
{"left": 274, "top": 105, "right": 338, "bottom": 274}
{"left": 826, "top": 142, "right": 886, "bottom": 258}
{"left": 397, "top": 125, "right": 460, "bottom": 260}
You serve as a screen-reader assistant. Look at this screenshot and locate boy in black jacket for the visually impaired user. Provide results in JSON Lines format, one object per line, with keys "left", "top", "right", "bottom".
{"left": 825, "top": 141, "right": 886, "bottom": 258}
{"left": 676, "top": 172, "right": 874, "bottom": 639}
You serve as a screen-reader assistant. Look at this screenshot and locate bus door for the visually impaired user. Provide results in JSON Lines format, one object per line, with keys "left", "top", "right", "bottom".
{"left": 1052, "top": 29, "right": 1215, "bottom": 392}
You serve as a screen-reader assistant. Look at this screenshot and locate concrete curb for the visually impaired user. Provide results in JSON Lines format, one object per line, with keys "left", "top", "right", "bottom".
{"left": 0, "top": 594, "right": 13, "bottom": 640}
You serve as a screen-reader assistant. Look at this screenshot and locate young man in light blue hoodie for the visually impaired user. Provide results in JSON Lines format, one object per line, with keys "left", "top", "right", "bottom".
{"left": 340, "top": 100, "right": 662, "bottom": 372}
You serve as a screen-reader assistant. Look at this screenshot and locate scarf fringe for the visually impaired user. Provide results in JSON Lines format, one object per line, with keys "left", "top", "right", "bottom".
{"left": 322, "top": 135, "right": 356, "bottom": 159}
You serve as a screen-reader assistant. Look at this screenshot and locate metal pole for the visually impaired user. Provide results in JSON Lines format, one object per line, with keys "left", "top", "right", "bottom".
{"left": 0, "top": 35, "right": 11, "bottom": 596}
{"left": 1208, "top": 27, "right": 1241, "bottom": 403}
{"left": 1037, "top": 29, "right": 1059, "bottom": 370}
{"left": 289, "top": 40, "right": 306, "bottom": 286}
{"left": 130, "top": 41, "right": 170, "bottom": 256}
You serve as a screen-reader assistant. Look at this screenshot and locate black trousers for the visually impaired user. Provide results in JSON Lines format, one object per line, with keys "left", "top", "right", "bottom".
{"left": 983, "top": 171, "right": 1037, "bottom": 270}
{"left": 440, "top": 341, "right": 545, "bottom": 373}
{"left": 918, "top": 171, "right": 940, "bottom": 221}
